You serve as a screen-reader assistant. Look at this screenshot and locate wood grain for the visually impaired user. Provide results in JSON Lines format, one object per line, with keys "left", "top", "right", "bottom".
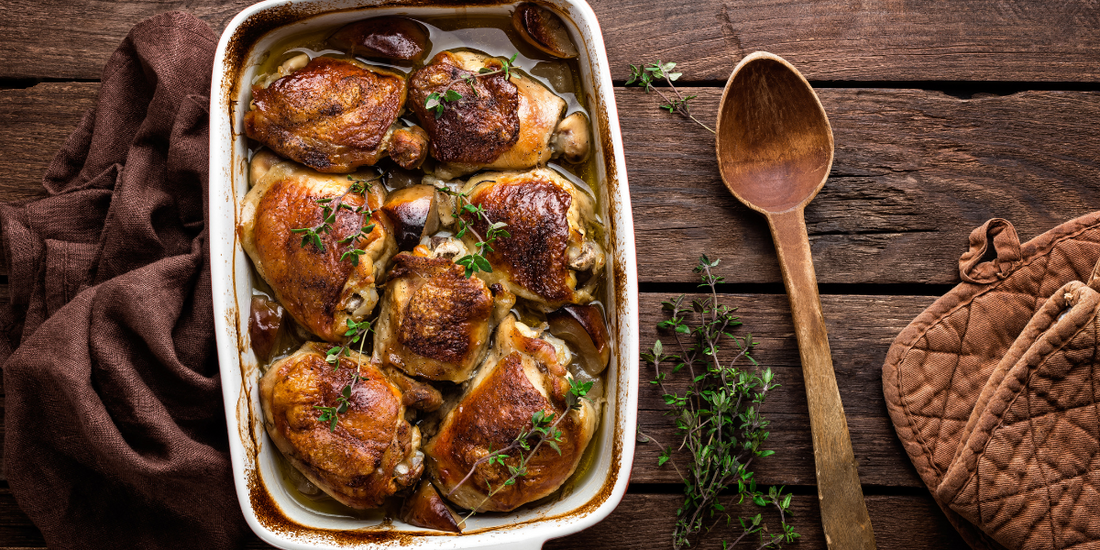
{"left": 0, "top": 0, "right": 250, "bottom": 81}
{"left": 597, "top": 0, "right": 1100, "bottom": 83}
{"left": 626, "top": 87, "right": 1100, "bottom": 285}
{"left": 2, "top": 0, "right": 1100, "bottom": 83}
{"left": 0, "top": 83, "right": 97, "bottom": 202}
{"left": 5, "top": 84, "right": 1099, "bottom": 285}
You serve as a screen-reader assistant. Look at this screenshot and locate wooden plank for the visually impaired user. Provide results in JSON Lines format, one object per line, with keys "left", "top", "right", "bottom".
{"left": 543, "top": 493, "right": 967, "bottom": 550}
{"left": 0, "top": 1, "right": 251, "bottom": 81}
{"left": 5, "top": 84, "right": 1099, "bottom": 285}
{"left": 0, "top": 83, "right": 97, "bottom": 202}
{"left": 2, "top": 0, "right": 1100, "bottom": 83}
{"left": 624, "top": 88, "right": 1100, "bottom": 285}
{"left": 632, "top": 293, "right": 933, "bottom": 488}
{"left": 598, "top": 0, "right": 1100, "bottom": 83}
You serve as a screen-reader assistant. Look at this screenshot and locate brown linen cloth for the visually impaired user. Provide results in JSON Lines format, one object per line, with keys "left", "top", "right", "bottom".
{"left": 0, "top": 12, "right": 248, "bottom": 549}
{"left": 883, "top": 214, "right": 1100, "bottom": 550}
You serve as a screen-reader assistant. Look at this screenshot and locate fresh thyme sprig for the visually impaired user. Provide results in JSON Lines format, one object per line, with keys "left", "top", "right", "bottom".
{"left": 448, "top": 376, "right": 592, "bottom": 520}
{"left": 323, "top": 318, "right": 373, "bottom": 366}
{"left": 424, "top": 54, "right": 519, "bottom": 118}
{"left": 626, "top": 61, "right": 715, "bottom": 134}
{"left": 434, "top": 184, "right": 510, "bottom": 278}
{"left": 314, "top": 384, "right": 352, "bottom": 432}
{"left": 313, "top": 318, "right": 373, "bottom": 432}
{"left": 291, "top": 174, "right": 380, "bottom": 265}
{"left": 642, "top": 255, "right": 797, "bottom": 549}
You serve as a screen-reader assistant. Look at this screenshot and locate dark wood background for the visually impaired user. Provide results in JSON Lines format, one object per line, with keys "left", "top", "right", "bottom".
{"left": 3, "top": 0, "right": 1100, "bottom": 548}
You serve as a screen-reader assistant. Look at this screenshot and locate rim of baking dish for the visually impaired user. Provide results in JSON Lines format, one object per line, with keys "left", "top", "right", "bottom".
{"left": 209, "top": 1, "right": 638, "bottom": 548}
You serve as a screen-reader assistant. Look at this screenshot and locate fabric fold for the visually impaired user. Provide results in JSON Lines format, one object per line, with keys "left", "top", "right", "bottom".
{"left": 0, "top": 11, "right": 248, "bottom": 549}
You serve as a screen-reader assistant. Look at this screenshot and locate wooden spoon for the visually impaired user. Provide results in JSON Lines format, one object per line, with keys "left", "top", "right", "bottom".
{"left": 716, "top": 52, "right": 876, "bottom": 549}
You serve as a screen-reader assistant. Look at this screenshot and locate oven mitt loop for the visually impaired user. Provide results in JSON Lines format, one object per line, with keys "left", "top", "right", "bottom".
{"left": 960, "top": 218, "right": 1023, "bottom": 284}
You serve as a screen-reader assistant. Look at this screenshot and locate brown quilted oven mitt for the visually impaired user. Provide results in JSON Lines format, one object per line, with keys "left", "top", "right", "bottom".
{"left": 883, "top": 213, "right": 1100, "bottom": 550}
{"left": 938, "top": 267, "right": 1100, "bottom": 549}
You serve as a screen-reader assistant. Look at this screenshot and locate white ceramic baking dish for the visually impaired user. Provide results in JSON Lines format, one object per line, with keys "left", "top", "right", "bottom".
{"left": 208, "top": 1, "right": 638, "bottom": 548}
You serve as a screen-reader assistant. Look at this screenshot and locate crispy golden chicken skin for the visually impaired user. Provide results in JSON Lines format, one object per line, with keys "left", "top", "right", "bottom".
{"left": 245, "top": 56, "right": 423, "bottom": 173}
{"left": 408, "top": 51, "right": 567, "bottom": 177}
{"left": 424, "top": 316, "right": 597, "bottom": 512}
{"left": 409, "top": 51, "right": 520, "bottom": 165}
{"left": 259, "top": 342, "right": 425, "bottom": 509}
{"left": 373, "top": 252, "right": 514, "bottom": 382}
{"left": 240, "top": 151, "right": 396, "bottom": 342}
{"left": 454, "top": 168, "right": 604, "bottom": 309}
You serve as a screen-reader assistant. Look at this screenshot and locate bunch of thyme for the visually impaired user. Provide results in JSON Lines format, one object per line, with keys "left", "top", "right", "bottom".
{"left": 625, "top": 61, "right": 715, "bottom": 134}
{"left": 435, "top": 185, "right": 510, "bottom": 278}
{"left": 448, "top": 377, "right": 592, "bottom": 520}
{"left": 425, "top": 54, "right": 519, "bottom": 118}
{"left": 291, "top": 174, "right": 380, "bottom": 266}
{"left": 642, "top": 255, "right": 797, "bottom": 549}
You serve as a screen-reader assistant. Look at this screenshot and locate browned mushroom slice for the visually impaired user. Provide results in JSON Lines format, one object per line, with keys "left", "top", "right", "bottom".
{"left": 389, "top": 125, "right": 430, "bottom": 170}
{"left": 382, "top": 185, "right": 440, "bottom": 251}
{"left": 400, "top": 480, "right": 463, "bottom": 533}
{"left": 329, "top": 17, "right": 431, "bottom": 64}
{"left": 249, "top": 294, "right": 286, "bottom": 362}
{"left": 512, "top": 3, "right": 578, "bottom": 59}
{"left": 550, "top": 111, "right": 590, "bottom": 164}
{"left": 547, "top": 304, "right": 610, "bottom": 375}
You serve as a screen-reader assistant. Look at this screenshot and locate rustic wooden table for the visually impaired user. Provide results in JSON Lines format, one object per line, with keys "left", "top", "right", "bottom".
{"left": 3, "top": 1, "right": 1099, "bottom": 548}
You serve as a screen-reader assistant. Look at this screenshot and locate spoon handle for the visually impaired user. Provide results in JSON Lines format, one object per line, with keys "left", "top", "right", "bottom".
{"left": 767, "top": 209, "right": 876, "bottom": 550}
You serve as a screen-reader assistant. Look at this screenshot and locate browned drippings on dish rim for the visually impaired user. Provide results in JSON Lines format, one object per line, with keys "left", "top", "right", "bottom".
{"left": 223, "top": 0, "right": 630, "bottom": 541}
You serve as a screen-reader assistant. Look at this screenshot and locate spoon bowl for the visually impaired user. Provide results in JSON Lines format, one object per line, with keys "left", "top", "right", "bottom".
{"left": 716, "top": 52, "right": 875, "bottom": 550}
{"left": 717, "top": 53, "right": 833, "bottom": 213}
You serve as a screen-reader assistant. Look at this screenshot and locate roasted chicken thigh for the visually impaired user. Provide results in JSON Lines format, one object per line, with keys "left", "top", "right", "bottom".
{"left": 259, "top": 342, "right": 426, "bottom": 509}
{"left": 424, "top": 316, "right": 597, "bottom": 512}
{"left": 373, "top": 252, "right": 514, "bottom": 382}
{"left": 245, "top": 55, "right": 428, "bottom": 173}
{"left": 453, "top": 167, "right": 604, "bottom": 309}
{"left": 240, "top": 151, "right": 396, "bottom": 342}
{"left": 408, "top": 50, "right": 587, "bottom": 178}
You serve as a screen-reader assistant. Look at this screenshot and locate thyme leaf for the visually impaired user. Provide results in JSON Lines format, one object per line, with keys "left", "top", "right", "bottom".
{"left": 434, "top": 184, "right": 509, "bottom": 279}
{"left": 314, "top": 318, "right": 374, "bottom": 432}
